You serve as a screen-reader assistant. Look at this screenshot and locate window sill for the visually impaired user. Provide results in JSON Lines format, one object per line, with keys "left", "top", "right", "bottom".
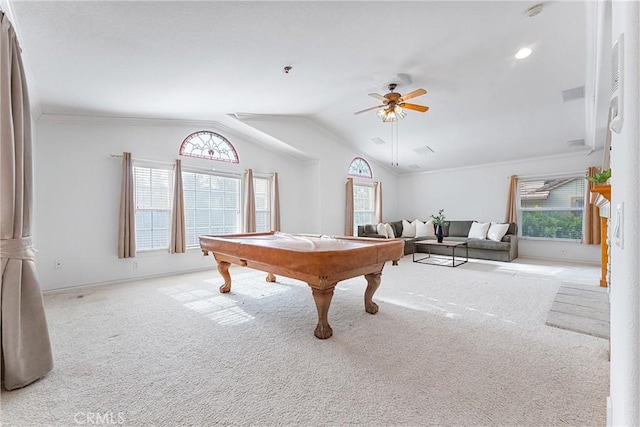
{"left": 519, "top": 237, "right": 582, "bottom": 243}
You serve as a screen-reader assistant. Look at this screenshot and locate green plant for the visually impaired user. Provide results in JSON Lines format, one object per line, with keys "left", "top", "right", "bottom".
{"left": 431, "top": 209, "right": 446, "bottom": 226}
{"left": 586, "top": 168, "right": 611, "bottom": 184}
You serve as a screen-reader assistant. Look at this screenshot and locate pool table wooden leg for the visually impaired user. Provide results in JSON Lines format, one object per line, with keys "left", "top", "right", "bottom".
{"left": 217, "top": 260, "right": 232, "bottom": 293}
{"left": 364, "top": 272, "right": 382, "bottom": 314}
{"left": 311, "top": 285, "right": 335, "bottom": 339}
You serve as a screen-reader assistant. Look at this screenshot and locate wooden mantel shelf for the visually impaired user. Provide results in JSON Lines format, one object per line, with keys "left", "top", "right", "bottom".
{"left": 591, "top": 184, "right": 611, "bottom": 202}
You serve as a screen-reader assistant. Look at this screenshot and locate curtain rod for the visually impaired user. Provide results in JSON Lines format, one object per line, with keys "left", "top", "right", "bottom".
{"left": 110, "top": 153, "right": 174, "bottom": 167}
{"left": 515, "top": 169, "right": 587, "bottom": 180}
{"left": 110, "top": 154, "right": 274, "bottom": 177}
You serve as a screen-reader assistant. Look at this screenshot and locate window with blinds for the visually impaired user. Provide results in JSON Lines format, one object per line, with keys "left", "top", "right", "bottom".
{"left": 353, "top": 184, "right": 375, "bottom": 235}
{"left": 182, "top": 171, "right": 241, "bottom": 247}
{"left": 133, "top": 166, "right": 172, "bottom": 251}
{"left": 254, "top": 176, "right": 271, "bottom": 232}
{"left": 519, "top": 176, "right": 585, "bottom": 240}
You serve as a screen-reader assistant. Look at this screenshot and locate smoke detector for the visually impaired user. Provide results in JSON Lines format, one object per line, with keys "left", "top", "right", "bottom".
{"left": 525, "top": 3, "right": 544, "bottom": 18}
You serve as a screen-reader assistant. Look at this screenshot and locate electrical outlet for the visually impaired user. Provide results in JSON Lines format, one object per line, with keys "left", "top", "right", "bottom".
{"left": 133, "top": 261, "right": 138, "bottom": 269}
{"left": 54, "top": 260, "right": 63, "bottom": 269}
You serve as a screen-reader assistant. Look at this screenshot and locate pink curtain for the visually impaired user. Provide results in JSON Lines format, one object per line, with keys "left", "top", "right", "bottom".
{"left": 0, "top": 11, "right": 53, "bottom": 390}
{"left": 244, "top": 169, "right": 256, "bottom": 233}
{"left": 170, "top": 159, "right": 186, "bottom": 253}
{"left": 345, "top": 178, "right": 354, "bottom": 236}
{"left": 118, "top": 152, "right": 136, "bottom": 258}
{"left": 374, "top": 181, "right": 382, "bottom": 224}
{"left": 505, "top": 175, "right": 518, "bottom": 223}
{"left": 271, "top": 172, "right": 281, "bottom": 231}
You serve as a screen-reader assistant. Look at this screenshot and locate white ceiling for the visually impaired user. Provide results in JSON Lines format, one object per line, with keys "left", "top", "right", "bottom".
{"left": 8, "top": 0, "right": 598, "bottom": 174}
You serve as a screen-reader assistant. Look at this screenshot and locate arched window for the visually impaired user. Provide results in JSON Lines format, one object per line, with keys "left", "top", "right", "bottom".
{"left": 179, "top": 131, "right": 239, "bottom": 163}
{"left": 348, "top": 157, "right": 373, "bottom": 179}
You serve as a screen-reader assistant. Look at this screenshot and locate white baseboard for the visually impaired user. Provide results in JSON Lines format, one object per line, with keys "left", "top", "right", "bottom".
{"left": 42, "top": 266, "right": 214, "bottom": 295}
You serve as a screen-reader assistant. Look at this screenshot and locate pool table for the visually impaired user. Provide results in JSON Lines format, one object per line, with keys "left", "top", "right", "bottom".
{"left": 199, "top": 232, "right": 403, "bottom": 339}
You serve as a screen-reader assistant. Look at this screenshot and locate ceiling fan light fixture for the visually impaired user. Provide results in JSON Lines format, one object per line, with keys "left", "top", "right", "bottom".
{"left": 377, "top": 104, "right": 406, "bottom": 122}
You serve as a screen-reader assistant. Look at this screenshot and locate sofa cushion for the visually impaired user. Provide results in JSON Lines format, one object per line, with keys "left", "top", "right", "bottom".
{"left": 448, "top": 220, "right": 474, "bottom": 237}
{"left": 467, "top": 239, "right": 511, "bottom": 251}
{"left": 364, "top": 224, "right": 377, "bottom": 234}
{"left": 444, "top": 236, "right": 468, "bottom": 243}
{"left": 376, "top": 223, "right": 388, "bottom": 238}
{"left": 389, "top": 220, "right": 403, "bottom": 239}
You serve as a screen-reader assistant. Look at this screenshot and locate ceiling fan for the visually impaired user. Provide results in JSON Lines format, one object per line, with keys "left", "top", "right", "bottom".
{"left": 354, "top": 83, "right": 429, "bottom": 122}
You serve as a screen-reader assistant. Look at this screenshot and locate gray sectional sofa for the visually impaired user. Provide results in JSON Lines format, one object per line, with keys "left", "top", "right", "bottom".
{"left": 357, "top": 220, "right": 518, "bottom": 262}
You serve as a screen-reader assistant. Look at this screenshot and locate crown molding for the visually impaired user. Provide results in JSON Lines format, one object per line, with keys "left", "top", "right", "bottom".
{"left": 403, "top": 148, "right": 601, "bottom": 177}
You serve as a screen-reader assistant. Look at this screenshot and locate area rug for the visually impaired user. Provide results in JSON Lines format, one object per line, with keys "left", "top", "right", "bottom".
{"left": 1, "top": 258, "right": 609, "bottom": 426}
{"left": 546, "top": 282, "right": 610, "bottom": 339}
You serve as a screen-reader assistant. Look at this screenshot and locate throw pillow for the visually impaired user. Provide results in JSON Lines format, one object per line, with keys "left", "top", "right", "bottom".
{"left": 385, "top": 223, "right": 396, "bottom": 239}
{"left": 468, "top": 221, "right": 490, "bottom": 239}
{"left": 487, "top": 223, "right": 510, "bottom": 242}
{"left": 423, "top": 218, "right": 436, "bottom": 237}
{"left": 414, "top": 219, "right": 430, "bottom": 237}
{"left": 376, "top": 223, "right": 388, "bottom": 238}
{"left": 401, "top": 219, "right": 416, "bottom": 237}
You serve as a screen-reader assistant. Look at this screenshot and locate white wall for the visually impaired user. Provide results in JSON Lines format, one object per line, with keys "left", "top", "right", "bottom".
{"left": 396, "top": 151, "right": 603, "bottom": 263}
{"left": 33, "top": 115, "right": 306, "bottom": 291}
{"left": 34, "top": 114, "right": 400, "bottom": 291}
{"left": 609, "top": 2, "right": 640, "bottom": 425}
{"left": 236, "top": 115, "right": 401, "bottom": 233}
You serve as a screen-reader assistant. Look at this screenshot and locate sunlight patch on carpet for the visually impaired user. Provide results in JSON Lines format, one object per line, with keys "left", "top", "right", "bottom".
{"left": 228, "top": 280, "right": 291, "bottom": 299}
{"left": 378, "top": 294, "right": 515, "bottom": 325}
{"left": 158, "top": 284, "right": 257, "bottom": 326}
{"left": 206, "top": 306, "right": 255, "bottom": 325}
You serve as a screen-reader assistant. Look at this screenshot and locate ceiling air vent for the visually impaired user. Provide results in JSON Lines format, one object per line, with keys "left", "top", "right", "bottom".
{"left": 562, "top": 85, "right": 585, "bottom": 102}
{"left": 413, "top": 146, "right": 435, "bottom": 155}
{"left": 371, "top": 137, "right": 387, "bottom": 145}
{"left": 408, "top": 164, "right": 420, "bottom": 170}
{"left": 610, "top": 34, "right": 624, "bottom": 134}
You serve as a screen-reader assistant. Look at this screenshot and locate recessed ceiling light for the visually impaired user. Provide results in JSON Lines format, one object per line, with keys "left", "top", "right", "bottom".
{"left": 515, "top": 47, "right": 533, "bottom": 59}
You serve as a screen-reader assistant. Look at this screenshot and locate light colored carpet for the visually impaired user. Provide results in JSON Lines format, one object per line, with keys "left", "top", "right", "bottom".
{"left": 1, "top": 258, "right": 609, "bottom": 426}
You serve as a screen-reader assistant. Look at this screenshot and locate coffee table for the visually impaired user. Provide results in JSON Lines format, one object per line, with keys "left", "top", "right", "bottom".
{"left": 413, "top": 240, "right": 468, "bottom": 267}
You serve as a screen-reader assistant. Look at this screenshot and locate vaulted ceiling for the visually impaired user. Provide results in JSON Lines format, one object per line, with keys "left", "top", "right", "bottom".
{"left": 8, "top": 1, "right": 602, "bottom": 174}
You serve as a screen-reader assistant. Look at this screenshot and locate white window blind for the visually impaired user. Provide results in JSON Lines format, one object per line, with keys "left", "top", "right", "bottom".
{"left": 254, "top": 176, "right": 271, "bottom": 232}
{"left": 353, "top": 184, "right": 375, "bottom": 235}
{"left": 183, "top": 171, "right": 241, "bottom": 247}
{"left": 133, "top": 166, "right": 172, "bottom": 251}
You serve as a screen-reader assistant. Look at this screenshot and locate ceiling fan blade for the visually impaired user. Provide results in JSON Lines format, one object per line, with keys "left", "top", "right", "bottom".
{"left": 401, "top": 103, "right": 429, "bottom": 113}
{"left": 399, "top": 88, "right": 427, "bottom": 102}
{"left": 354, "top": 104, "right": 386, "bottom": 115}
{"left": 368, "top": 93, "right": 389, "bottom": 103}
